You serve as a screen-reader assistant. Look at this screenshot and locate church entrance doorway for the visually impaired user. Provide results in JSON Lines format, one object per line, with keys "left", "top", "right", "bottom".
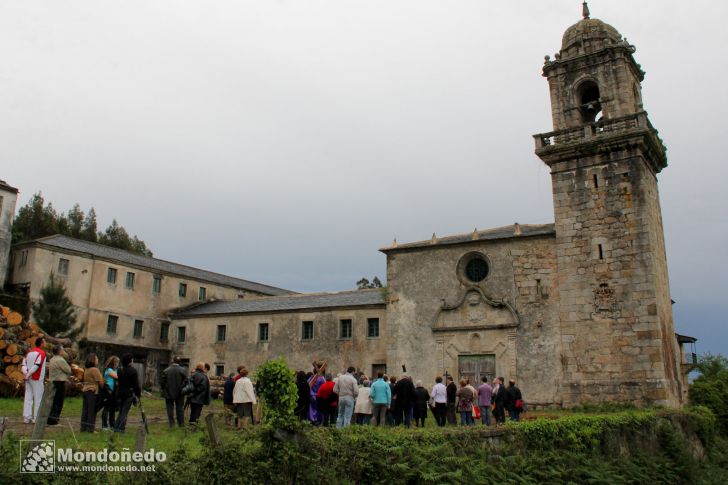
{"left": 458, "top": 354, "right": 495, "bottom": 385}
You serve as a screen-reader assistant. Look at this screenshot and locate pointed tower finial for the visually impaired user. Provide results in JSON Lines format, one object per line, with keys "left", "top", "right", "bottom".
{"left": 582, "top": 1, "right": 590, "bottom": 19}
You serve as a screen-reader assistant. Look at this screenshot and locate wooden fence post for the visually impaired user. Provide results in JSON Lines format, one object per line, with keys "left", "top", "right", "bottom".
{"left": 0, "top": 417, "right": 6, "bottom": 447}
{"left": 205, "top": 413, "right": 222, "bottom": 448}
{"left": 31, "top": 381, "right": 55, "bottom": 440}
{"left": 135, "top": 425, "right": 147, "bottom": 453}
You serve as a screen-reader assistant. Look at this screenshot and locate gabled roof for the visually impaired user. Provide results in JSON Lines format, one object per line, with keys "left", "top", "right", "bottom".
{"left": 18, "top": 234, "right": 293, "bottom": 296}
{"left": 170, "top": 289, "right": 385, "bottom": 318}
{"left": 380, "top": 223, "right": 555, "bottom": 253}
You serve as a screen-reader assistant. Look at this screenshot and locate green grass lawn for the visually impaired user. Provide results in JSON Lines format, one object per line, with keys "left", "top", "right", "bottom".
{"left": 0, "top": 395, "right": 230, "bottom": 455}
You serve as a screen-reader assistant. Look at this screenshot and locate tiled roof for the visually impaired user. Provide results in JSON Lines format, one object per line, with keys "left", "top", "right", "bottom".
{"left": 171, "top": 289, "right": 385, "bottom": 318}
{"left": 380, "top": 223, "right": 555, "bottom": 252}
{"left": 23, "top": 234, "right": 293, "bottom": 296}
{"left": 0, "top": 179, "right": 18, "bottom": 193}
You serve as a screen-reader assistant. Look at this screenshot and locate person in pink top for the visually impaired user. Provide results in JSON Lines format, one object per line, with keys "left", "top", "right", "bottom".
{"left": 22, "top": 337, "right": 47, "bottom": 424}
{"left": 477, "top": 376, "right": 493, "bottom": 426}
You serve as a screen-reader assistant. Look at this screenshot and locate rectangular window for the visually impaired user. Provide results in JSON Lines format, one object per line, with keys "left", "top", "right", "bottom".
{"left": 57, "top": 258, "right": 69, "bottom": 276}
{"left": 177, "top": 326, "right": 186, "bottom": 343}
{"left": 107, "top": 315, "right": 118, "bottom": 335}
{"left": 215, "top": 364, "right": 225, "bottom": 377}
{"left": 258, "top": 323, "right": 269, "bottom": 342}
{"left": 302, "top": 321, "right": 314, "bottom": 341}
{"left": 133, "top": 320, "right": 144, "bottom": 338}
{"left": 340, "top": 319, "right": 352, "bottom": 339}
{"left": 367, "top": 318, "right": 380, "bottom": 338}
{"left": 179, "top": 283, "right": 187, "bottom": 297}
{"left": 125, "top": 272, "right": 135, "bottom": 289}
{"left": 152, "top": 276, "right": 162, "bottom": 293}
{"left": 216, "top": 324, "right": 226, "bottom": 342}
{"left": 199, "top": 287, "right": 207, "bottom": 301}
{"left": 107, "top": 267, "right": 117, "bottom": 284}
{"left": 19, "top": 250, "right": 28, "bottom": 267}
{"left": 160, "top": 322, "right": 170, "bottom": 342}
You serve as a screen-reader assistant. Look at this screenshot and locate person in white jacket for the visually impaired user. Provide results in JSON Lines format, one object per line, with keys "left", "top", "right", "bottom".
{"left": 22, "top": 337, "right": 47, "bottom": 424}
{"left": 354, "top": 379, "right": 373, "bottom": 425}
{"left": 232, "top": 366, "right": 256, "bottom": 429}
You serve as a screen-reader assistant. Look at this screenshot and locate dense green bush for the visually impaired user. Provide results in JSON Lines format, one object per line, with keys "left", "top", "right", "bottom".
{"left": 254, "top": 357, "right": 297, "bottom": 429}
{"left": 2, "top": 411, "right": 727, "bottom": 484}
{"left": 689, "top": 354, "right": 728, "bottom": 436}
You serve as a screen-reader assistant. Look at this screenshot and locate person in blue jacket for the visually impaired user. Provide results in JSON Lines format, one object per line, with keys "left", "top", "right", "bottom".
{"left": 369, "top": 372, "right": 391, "bottom": 426}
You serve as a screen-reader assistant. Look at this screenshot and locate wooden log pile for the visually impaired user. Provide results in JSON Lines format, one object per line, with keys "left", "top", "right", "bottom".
{"left": 0, "top": 305, "right": 80, "bottom": 397}
{"left": 209, "top": 375, "right": 225, "bottom": 399}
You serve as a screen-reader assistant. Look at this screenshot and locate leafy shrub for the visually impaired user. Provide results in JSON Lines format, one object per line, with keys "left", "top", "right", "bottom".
{"left": 689, "top": 353, "right": 728, "bottom": 435}
{"left": 511, "top": 411, "right": 657, "bottom": 452}
{"left": 254, "top": 357, "right": 297, "bottom": 429}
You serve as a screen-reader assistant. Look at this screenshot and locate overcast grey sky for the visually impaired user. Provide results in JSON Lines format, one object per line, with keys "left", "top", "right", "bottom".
{"left": 1, "top": 1, "right": 726, "bottom": 354}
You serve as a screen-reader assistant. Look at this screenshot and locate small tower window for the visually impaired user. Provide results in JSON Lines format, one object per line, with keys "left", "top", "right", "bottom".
{"left": 577, "top": 81, "right": 602, "bottom": 123}
{"left": 598, "top": 244, "right": 604, "bottom": 260}
{"left": 633, "top": 84, "right": 642, "bottom": 108}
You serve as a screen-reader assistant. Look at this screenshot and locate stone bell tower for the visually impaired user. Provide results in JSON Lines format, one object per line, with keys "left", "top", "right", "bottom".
{"left": 534, "top": 3, "right": 685, "bottom": 406}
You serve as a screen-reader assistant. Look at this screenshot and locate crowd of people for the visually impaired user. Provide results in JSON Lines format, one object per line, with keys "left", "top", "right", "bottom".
{"left": 24, "top": 345, "right": 203, "bottom": 432}
{"left": 21, "top": 346, "right": 524, "bottom": 431}
{"left": 293, "top": 361, "right": 525, "bottom": 428}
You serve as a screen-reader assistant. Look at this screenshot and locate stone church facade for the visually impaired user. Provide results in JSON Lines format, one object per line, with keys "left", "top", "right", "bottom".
{"left": 4, "top": 9, "right": 691, "bottom": 407}
{"left": 381, "top": 11, "right": 687, "bottom": 407}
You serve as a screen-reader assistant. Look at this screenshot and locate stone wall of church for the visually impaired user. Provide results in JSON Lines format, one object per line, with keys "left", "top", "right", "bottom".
{"left": 385, "top": 234, "right": 562, "bottom": 405}
{"left": 549, "top": 148, "right": 683, "bottom": 406}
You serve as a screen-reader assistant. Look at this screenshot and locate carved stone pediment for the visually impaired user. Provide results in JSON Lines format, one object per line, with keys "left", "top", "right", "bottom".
{"left": 432, "top": 286, "right": 520, "bottom": 332}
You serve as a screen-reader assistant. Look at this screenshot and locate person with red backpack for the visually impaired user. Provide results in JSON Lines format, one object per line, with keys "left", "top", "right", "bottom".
{"left": 22, "top": 337, "right": 47, "bottom": 424}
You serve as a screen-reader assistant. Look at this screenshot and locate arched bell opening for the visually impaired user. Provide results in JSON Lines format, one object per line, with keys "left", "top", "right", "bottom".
{"left": 577, "top": 80, "right": 602, "bottom": 123}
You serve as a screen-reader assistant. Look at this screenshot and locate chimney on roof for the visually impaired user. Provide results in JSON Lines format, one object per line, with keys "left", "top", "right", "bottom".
{"left": 514, "top": 223, "right": 523, "bottom": 236}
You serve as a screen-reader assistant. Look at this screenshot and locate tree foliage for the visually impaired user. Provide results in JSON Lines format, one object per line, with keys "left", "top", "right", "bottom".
{"left": 357, "top": 276, "right": 383, "bottom": 289}
{"left": 254, "top": 357, "right": 297, "bottom": 429}
{"left": 31, "top": 274, "right": 82, "bottom": 339}
{"left": 12, "top": 192, "right": 152, "bottom": 256}
{"left": 689, "top": 353, "right": 728, "bottom": 435}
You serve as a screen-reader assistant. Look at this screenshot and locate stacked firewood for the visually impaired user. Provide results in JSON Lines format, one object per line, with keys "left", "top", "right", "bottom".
{"left": 0, "top": 305, "right": 79, "bottom": 397}
{"left": 209, "top": 375, "right": 225, "bottom": 399}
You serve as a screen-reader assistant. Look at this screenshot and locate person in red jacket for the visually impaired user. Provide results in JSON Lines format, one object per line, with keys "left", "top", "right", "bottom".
{"left": 315, "top": 374, "right": 338, "bottom": 426}
{"left": 22, "top": 337, "right": 47, "bottom": 424}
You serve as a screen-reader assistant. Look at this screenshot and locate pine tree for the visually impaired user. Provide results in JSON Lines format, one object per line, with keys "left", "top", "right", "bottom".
{"left": 31, "top": 275, "right": 82, "bottom": 339}
{"left": 66, "top": 203, "right": 85, "bottom": 238}
{"left": 81, "top": 208, "right": 98, "bottom": 242}
{"left": 131, "top": 236, "right": 153, "bottom": 257}
{"left": 11, "top": 192, "right": 59, "bottom": 243}
{"left": 357, "top": 277, "right": 383, "bottom": 289}
{"left": 98, "top": 219, "right": 133, "bottom": 251}
{"left": 12, "top": 194, "right": 152, "bottom": 255}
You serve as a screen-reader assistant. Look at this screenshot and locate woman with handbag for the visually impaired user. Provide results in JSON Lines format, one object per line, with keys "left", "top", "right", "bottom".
{"left": 455, "top": 379, "right": 474, "bottom": 426}
{"left": 100, "top": 356, "right": 119, "bottom": 431}
{"left": 505, "top": 379, "right": 524, "bottom": 422}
